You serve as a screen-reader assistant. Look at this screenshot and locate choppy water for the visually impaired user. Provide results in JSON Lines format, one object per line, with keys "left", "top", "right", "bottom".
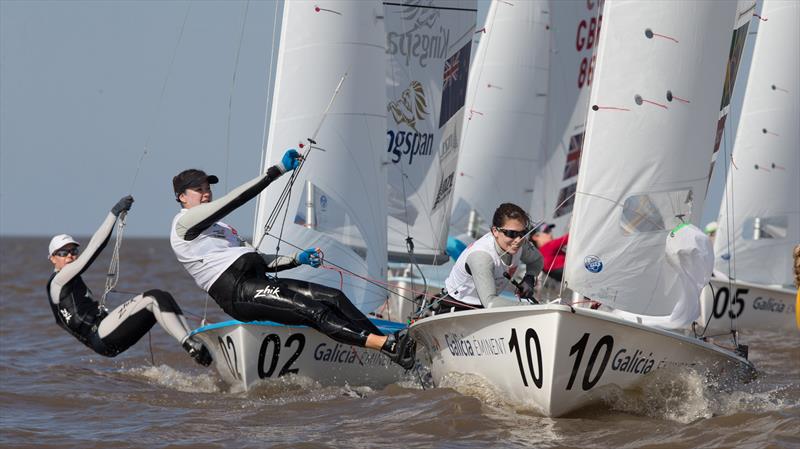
{"left": 1, "top": 237, "right": 798, "bottom": 448}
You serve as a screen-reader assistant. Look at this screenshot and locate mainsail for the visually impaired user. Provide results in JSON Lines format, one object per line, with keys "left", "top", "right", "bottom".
{"left": 385, "top": 0, "right": 477, "bottom": 264}
{"left": 530, "top": 0, "right": 601, "bottom": 232}
{"left": 449, "top": 0, "right": 550, "bottom": 238}
{"left": 714, "top": 0, "right": 800, "bottom": 287}
{"left": 563, "top": 0, "right": 741, "bottom": 317}
{"left": 253, "top": 1, "right": 388, "bottom": 312}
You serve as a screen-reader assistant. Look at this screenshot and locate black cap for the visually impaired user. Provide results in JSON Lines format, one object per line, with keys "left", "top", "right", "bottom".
{"left": 533, "top": 223, "right": 555, "bottom": 234}
{"left": 172, "top": 169, "right": 219, "bottom": 197}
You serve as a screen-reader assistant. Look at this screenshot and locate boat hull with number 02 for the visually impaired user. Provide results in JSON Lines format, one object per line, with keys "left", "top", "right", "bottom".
{"left": 410, "top": 305, "right": 755, "bottom": 417}
{"left": 189, "top": 319, "right": 407, "bottom": 390}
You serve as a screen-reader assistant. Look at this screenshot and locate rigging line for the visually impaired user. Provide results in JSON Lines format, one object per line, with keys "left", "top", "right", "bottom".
{"left": 262, "top": 231, "right": 424, "bottom": 305}
{"left": 224, "top": 0, "right": 251, "bottom": 193}
{"left": 129, "top": 2, "right": 193, "bottom": 193}
{"left": 100, "top": 212, "right": 127, "bottom": 308}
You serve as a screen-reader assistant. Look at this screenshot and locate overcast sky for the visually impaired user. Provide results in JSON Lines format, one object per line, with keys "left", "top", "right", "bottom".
{"left": 0, "top": 0, "right": 746, "bottom": 238}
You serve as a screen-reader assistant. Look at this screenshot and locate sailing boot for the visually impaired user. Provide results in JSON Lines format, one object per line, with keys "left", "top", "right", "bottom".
{"left": 381, "top": 328, "right": 416, "bottom": 370}
{"left": 182, "top": 338, "right": 213, "bottom": 367}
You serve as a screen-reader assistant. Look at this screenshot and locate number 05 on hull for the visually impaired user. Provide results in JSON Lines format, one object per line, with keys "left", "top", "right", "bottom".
{"left": 410, "top": 305, "right": 755, "bottom": 417}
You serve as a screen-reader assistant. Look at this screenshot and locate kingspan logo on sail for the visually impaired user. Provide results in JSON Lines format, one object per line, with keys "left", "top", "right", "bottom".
{"left": 387, "top": 80, "right": 435, "bottom": 165}
{"left": 386, "top": 2, "right": 449, "bottom": 68}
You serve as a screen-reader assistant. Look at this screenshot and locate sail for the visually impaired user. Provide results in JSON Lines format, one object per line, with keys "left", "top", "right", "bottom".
{"left": 530, "top": 0, "right": 600, "bottom": 233}
{"left": 563, "top": 0, "right": 740, "bottom": 316}
{"left": 253, "top": 1, "right": 388, "bottom": 312}
{"left": 714, "top": 0, "right": 800, "bottom": 287}
{"left": 385, "top": 0, "right": 477, "bottom": 264}
{"left": 449, "top": 0, "right": 550, "bottom": 238}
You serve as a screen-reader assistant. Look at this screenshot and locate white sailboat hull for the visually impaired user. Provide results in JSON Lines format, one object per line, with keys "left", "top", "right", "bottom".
{"left": 699, "top": 279, "right": 798, "bottom": 333}
{"left": 190, "top": 319, "right": 406, "bottom": 391}
{"left": 410, "top": 305, "right": 755, "bottom": 417}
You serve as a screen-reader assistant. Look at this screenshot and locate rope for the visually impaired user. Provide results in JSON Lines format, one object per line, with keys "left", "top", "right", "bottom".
{"left": 100, "top": 212, "right": 126, "bottom": 309}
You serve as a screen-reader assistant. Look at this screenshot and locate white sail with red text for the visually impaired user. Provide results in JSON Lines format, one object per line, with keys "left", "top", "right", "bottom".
{"left": 563, "top": 0, "right": 741, "bottom": 320}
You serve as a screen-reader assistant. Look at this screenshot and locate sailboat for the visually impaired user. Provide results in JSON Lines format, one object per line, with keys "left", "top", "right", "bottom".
{"left": 410, "top": 0, "right": 756, "bottom": 417}
{"left": 699, "top": 0, "right": 799, "bottom": 334}
{"left": 189, "top": 1, "right": 406, "bottom": 390}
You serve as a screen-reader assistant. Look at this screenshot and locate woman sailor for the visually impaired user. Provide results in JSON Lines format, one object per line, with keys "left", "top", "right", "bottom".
{"left": 169, "top": 149, "right": 416, "bottom": 370}
{"left": 440, "top": 203, "right": 544, "bottom": 312}
{"left": 46, "top": 195, "right": 212, "bottom": 365}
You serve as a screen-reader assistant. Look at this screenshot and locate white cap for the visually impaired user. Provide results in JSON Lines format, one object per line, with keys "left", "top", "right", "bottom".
{"left": 704, "top": 221, "right": 719, "bottom": 235}
{"left": 48, "top": 234, "right": 79, "bottom": 257}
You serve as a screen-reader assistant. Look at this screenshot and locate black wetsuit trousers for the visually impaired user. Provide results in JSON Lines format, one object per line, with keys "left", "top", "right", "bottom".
{"left": 209, "top": 253, "right": 382, "bottom": 347}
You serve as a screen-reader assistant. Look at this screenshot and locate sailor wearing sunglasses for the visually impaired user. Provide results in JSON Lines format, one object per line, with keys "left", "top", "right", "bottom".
{"left": 46, "top": 195, "right": 212, "bottom": 366}
{"left": 442, "top": 203, "right": 544, "bottom": 312}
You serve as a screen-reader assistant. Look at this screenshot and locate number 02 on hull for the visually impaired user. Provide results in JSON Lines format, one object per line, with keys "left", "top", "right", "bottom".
{"left": 189, "top": 319, "right": 407, "bottom": 391}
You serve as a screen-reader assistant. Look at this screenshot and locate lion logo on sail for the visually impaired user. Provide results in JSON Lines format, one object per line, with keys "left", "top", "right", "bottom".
{"left": 387, "top": 80, "right": 429, "bottom": 133}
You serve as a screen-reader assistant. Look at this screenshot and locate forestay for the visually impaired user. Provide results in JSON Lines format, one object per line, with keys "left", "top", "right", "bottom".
{"left": 254, "top": 1, "right": 388, "bottom": 312}
{"left": 449, "top": 0, "right": 549, "bottom": 237}
{"left": 564, "top": 0, "right": 739, "bottom": 316}
{"left": 714, "top": 0, "right": 800, "bottom": 287}
{"left": 385, "top": 0, "right": 476, "bottom": 264}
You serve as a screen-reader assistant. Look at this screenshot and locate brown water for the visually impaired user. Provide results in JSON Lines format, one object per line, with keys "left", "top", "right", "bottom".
{"left": 1, "top": 237, "right": 798, "bottom": 448}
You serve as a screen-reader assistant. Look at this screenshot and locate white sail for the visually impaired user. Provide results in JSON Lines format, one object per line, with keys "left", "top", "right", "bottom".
{"left": 714, "top": 0, "right": 800, "bottom": 288}
{"left": 385, "top": 0, "right": 477, "bottom": 264}
{"left": 530, "top": 0, "right": 600, "bottom": 232}
{"left": 254, "top": 0, "right": 388, "bottom": 313}
{"left": 449, "top": 0, "right": 550, "bottom": 237}
{"left": 563, "top": 0, "right": 740, "bottom": 317}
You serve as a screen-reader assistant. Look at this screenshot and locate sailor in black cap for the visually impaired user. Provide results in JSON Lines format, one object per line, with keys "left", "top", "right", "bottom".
{"left": 169, "top": 149, "right": 415, "bottom": 370}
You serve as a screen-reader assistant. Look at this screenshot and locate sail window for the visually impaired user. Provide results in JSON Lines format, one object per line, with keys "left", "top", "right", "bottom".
{"left": 742, "top": 216, "right": 787, "bottom": 240}
{"left": 619, "top": 189, "right": 693, "bottom": 235}
{"left": 294, "top": 181, "right": 368, "bottom": 259}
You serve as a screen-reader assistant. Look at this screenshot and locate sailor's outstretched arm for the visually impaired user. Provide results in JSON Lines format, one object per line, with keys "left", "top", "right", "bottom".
{"left": 50, "top": 212, "right": 117, "bottom": 303}
{"left": 177, "top": 165, "right": 285, "bottom": 241}
{"left": 259, "top": 252, "right": 300, "bottom": 272}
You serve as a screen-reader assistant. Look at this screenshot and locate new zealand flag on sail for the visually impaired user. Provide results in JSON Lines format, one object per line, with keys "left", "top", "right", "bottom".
{"left": 438, "top": 41, "right": 472, "bottom": 128}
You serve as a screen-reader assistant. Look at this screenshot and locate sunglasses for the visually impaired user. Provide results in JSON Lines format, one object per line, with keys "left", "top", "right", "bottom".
{"left": 495, "top": 227, "right": 530, "bottom": 239}
{"left": 53, "top": 247, "right": 79, "bottom": 257}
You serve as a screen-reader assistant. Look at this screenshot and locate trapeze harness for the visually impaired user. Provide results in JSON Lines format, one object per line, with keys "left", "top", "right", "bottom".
{"left": 170, "top": 165, "right": 382, "bottom": 347}
{"left": 47, "top": 212, "right": 191, "bottom": 357}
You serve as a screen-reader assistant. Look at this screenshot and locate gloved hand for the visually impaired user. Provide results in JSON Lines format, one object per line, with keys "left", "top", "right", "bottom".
{"left": 297, "top": 247, "right": 322, "bottom": 268}
{"left": 111, "top": 195, "right": 134, "bottom": 216}
{"left": 516, "top": 274, "right": 537, "bottom": 300}
{"left": 279, "top": 149, "right": 303, "bottom": 172}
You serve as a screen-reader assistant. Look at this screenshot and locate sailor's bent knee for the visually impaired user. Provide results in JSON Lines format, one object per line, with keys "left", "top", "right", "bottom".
{"left": 142, "top": 289, "right": 183, "bottom": 314}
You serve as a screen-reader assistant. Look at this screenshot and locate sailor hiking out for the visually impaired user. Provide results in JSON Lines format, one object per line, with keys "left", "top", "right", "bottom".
{"left": 438, "top": 203, "right": 544, "bottom": 313}
{"left": 170, "top": 149, "right": 416, "bottom": 370}
{"left": 46, "top": 195, "right": 212, "bottom": 365}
